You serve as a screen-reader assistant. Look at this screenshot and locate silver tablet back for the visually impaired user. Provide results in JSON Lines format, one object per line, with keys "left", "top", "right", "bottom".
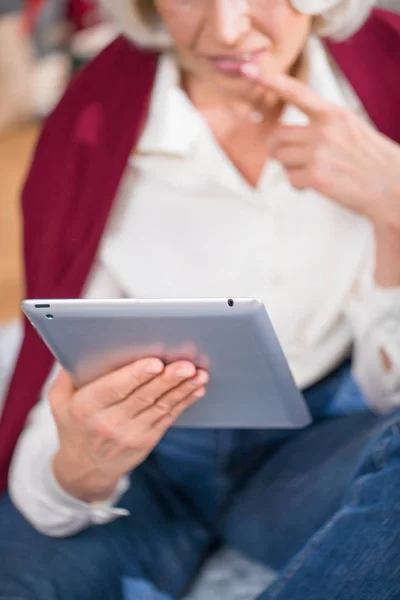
{"left": 22, "top": 298, "right": 311, "bottom": 429}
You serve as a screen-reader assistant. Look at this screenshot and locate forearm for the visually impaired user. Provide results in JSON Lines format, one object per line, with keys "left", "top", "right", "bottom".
{"left": 374, "top": 223, "right": 400, "bottom": 287}
{"left": 9, "top": 371, "right": 130, "bottom": 537}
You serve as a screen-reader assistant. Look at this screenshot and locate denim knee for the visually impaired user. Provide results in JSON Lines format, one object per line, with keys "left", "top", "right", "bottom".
{"left": 0, "top": 541, "right": 124, "bottom": 600}
{"left": 0, "top": 494, "right": 124, "bottom": 600}
{"left": 345, "top": 409, "right": 400, "bottom": 506}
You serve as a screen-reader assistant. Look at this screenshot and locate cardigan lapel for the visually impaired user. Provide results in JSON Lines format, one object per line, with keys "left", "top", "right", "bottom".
{"left": 327, "top": 9, "right": 400, "bottom": 144}
{"left": 0, "top": 38, "right": 158, "bottom": 493}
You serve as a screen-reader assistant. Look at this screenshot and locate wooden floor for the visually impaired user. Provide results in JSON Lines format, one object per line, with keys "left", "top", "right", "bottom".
{"left": 0, "top": 122, "right": 40, "bottom": 323}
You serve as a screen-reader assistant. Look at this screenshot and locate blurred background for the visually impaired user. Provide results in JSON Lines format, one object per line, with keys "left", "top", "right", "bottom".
{"left": 0, "top": 0, "right": 399, "bottom": 397}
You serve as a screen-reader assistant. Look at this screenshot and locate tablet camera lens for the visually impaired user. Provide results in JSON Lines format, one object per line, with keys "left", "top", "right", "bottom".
{"left": 228, "top": 299, "right": 234, "bottom": 307}
{"left": 45, "top": 314, "right": 54, "bottom": 320}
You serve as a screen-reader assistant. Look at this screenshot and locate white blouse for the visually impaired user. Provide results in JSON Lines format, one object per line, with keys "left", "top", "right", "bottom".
{"left": 7, "top": 37, "right": 400, "bottom": 537}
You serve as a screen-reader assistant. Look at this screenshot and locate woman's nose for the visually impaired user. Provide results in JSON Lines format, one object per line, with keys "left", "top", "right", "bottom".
{"left": 208, "top": 0, "right": 250, "bottom": 46}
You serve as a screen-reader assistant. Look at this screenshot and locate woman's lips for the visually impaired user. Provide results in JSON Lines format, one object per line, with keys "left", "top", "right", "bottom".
{"left": 208, "top": 49, "right": 266, "bottom": 75}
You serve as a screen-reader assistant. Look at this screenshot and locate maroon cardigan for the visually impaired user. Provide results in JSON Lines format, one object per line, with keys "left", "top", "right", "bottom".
{"left": 1, "top": 9, "right": 399, "bottom": 495}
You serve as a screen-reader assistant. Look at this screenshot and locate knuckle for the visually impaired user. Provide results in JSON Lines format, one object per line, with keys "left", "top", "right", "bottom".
{"left": 106, "top": 386, "right": 128, "bottom": 404}
{"left": 153, "top": 400, "right": 171, "bottom": 416}
{"left": 134, "top": 392, "right": 155, "bottom": 409}
{"left": 309, "top": 164, "right": 325, "bottom": 188}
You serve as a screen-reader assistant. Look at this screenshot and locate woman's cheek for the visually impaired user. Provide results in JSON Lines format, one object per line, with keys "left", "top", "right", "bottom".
{"left": 255, "top": 3, "right": 311, "bottom": 71}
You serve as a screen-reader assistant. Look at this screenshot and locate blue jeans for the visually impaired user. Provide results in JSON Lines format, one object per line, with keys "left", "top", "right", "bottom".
{"left": 1, "top": 362, "right": 400, "bottom": 600}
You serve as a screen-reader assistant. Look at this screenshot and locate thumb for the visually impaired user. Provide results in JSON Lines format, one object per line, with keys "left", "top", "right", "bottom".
{"left": 49, "top": 368, "right": 75, "bottom": 406}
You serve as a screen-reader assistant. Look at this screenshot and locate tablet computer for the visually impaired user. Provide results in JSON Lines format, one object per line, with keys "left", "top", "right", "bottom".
{"left": 21, "top": 298, "right": 311, "bottom": 429}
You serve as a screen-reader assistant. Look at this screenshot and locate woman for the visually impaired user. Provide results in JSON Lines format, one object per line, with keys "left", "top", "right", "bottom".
{"left": 1, "top": 1, "right": 400, "bottom": 598}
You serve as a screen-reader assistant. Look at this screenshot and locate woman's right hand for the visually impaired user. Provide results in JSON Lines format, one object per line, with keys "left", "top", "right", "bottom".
{"left": 49, "top": 358, "right": 208, "bottom": 502}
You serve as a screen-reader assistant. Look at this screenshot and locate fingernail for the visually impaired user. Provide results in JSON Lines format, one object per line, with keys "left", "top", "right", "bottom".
{"left": 194, "top": 387, "right": 206, "bottom": 398}
{"left": 145, "top": 360, "right": 164, "bottom": 374}
{"left": 190, "top": 372, "right": 209, "bottom": 386}
{"left": 176, "top": 365, "right": 196, "bottom": 378}
{"left": 241, "top": 63, "right": 260, "bottom": 79}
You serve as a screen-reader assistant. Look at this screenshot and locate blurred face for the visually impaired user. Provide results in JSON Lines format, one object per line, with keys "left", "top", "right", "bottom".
{"left": 153, "top": 0, "right": 312, "bottom": 99}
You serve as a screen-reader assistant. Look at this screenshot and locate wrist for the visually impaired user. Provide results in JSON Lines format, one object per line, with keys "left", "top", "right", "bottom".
{"left": 53, "top": 452, "right": 120, "bottom": 503}
{"left": 373, "top": 220, "right": 400, "bottom": 288}
{"left": 370, "top": 178, "right": 400, "bottom": 234}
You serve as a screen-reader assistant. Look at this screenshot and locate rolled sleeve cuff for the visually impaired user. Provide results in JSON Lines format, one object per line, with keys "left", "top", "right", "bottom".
{"left": 42, "top": 463, "right": 131, "bottom": 520}
{"left": 33, "top": 459, "right": 131, "bottom": 536}
{"left": 350, "top": 284, "right": 400, "bottom": 412}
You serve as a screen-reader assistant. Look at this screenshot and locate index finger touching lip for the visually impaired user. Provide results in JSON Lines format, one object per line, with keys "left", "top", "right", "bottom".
{"left": 240, "top": 63, "right": 329, "bottom": 121}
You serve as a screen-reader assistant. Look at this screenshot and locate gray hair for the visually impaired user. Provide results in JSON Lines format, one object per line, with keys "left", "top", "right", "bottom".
{"left": 100, "top": 0, "right": 377, "bottom": 49}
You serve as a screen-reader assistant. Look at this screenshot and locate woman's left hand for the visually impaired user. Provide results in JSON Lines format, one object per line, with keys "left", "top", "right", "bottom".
{"left": 242, "top": 65, "right": 400, "bottom": 229}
